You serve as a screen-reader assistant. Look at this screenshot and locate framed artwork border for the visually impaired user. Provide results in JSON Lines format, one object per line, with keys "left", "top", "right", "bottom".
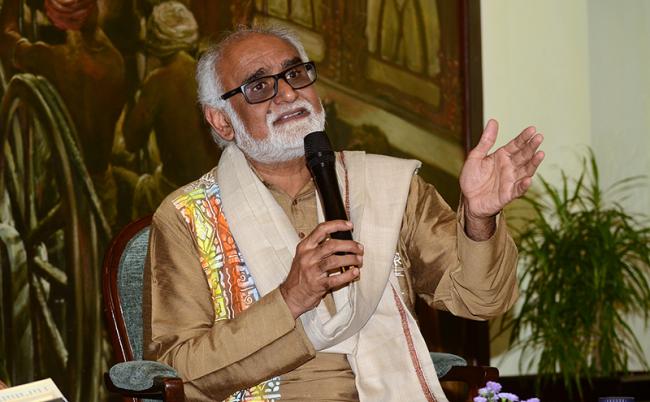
{"left": 461, "top": 0, "right": 491, "bottom": 365}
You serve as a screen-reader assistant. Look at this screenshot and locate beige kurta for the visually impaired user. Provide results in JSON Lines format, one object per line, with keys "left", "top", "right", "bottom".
{"left": 142, "top": 170, "right": 518, "bottom": 401}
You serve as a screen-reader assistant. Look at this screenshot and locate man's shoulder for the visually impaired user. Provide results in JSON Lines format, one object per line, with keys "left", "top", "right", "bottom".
{"left": 367, "top": 152, "right": 419, "bottom": 166}
{"left": 154, "top": 166, "right": 220, "bottom": 217}
{"left": 341, "top": 150, "right": 422, "bottom": 173}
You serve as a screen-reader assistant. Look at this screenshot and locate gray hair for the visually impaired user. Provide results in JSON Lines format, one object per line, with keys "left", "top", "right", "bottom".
{"left": 196, "top": 25, "right": 310, "bottom": 147}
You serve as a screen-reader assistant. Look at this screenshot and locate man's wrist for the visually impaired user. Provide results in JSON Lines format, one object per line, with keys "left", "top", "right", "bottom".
{"left": 279, "top": 283, "right": 302, "bottom": 320}
{"left": 463, "top": 204, "right": 498, "bottom": 241}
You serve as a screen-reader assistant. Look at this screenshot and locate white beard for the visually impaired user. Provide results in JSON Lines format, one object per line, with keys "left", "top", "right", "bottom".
{"left": 226, "top": 99, "right": 326, "bottom": 164}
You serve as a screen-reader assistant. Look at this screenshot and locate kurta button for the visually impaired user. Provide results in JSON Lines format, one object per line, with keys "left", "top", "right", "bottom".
{"left": 292, "top": 199, "right": 298, "bottom": 206}
{"left": 298, "top": 232, "right": 305, "bottom": 238}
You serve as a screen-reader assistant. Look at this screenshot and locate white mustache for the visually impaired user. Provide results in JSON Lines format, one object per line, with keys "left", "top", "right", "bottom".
{"left": 266, "top": 99, "right": 315, "bottom": 126}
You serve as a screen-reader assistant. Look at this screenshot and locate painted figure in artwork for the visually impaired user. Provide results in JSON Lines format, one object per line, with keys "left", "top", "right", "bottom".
{"left": 122, "top": 1, "right": 220, "bottom": 219}
{"left": 0, "top": 0, "right": 125, "bottom": 227}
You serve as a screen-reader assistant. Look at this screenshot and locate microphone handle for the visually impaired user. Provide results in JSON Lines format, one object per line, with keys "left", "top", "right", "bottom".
{"left": 310, "top": 161, "right": 353, "bottom": 248}
{"left": 330, "top": 230, "right": 353, "bottom": 242}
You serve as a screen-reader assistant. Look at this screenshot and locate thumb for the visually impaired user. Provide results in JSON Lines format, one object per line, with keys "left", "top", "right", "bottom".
{"left": 470, "top": 119, "right": 499, "bottom": 157}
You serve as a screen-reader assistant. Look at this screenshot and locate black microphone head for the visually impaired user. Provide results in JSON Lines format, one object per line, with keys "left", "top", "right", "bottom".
{"left": 304, "top": 131, "right": 333, "bottom": 158}
{"left": 304, "top": 131, "right": 335, "bottom": 168}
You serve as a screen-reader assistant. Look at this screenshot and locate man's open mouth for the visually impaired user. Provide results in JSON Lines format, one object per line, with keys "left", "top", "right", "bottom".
{"left": 273, "top": 108, "right": 309, "bottom": 125}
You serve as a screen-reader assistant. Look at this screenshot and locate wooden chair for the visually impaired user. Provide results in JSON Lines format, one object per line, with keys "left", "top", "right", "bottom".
{"left": 103, "top": 215, "right": 184, "bottom": 402}
{"left": 102, "top": 216, "right": 497, "bottom": 402}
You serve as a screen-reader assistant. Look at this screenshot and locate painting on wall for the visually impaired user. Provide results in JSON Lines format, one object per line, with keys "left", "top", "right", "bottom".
{"left": 0, "top": 0, "right": 482, "bottom": 400}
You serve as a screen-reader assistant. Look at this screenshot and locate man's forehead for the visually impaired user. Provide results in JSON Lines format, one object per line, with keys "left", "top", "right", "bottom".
{"left": 220, "top": 34, "right": 302, "bottom": 83}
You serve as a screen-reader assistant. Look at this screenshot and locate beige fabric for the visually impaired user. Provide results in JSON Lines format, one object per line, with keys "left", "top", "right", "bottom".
{"left": 276, "top": 352, "right": 357, "bottom": 401}
{"left": 266, "top": 179, "right": 337, "bottom": 317}
{"left": 266, "top": 179, "right": 317, "bottom": 241}
{"left": 397, "top": 178, "right": 519, "bottom": 320}
{"left": 267, "top": 179, "right": 356, "bottom": 399}
{"left": 216, "top": 146, "right": 446, "bottom": 401}
{"left": 142, "top": 148, "right": 519, "bottom": 401}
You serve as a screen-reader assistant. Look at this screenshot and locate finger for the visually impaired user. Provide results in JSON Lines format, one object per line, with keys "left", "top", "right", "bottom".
{"left": 325, "top": 267, "right": 360, "bottom": 289}
{"left": 304, "top": 220, "right": 353, "bottom": 247}
{"left": 510, "top": 133, "right": 544, "bottom": 166}
{"left": 513, "top": 176, "right": 533, "bottom": 199}
{"left": 524, "top": 150, "right": 545, "bottom": 175}
{"left": 318, "top": 254, "right": 363, "bottom": 273}
{"left": 315, "top": 239, "right": 364, "bottom": 260}
{"left": 503, "top": 126, "right": 537, "bottom": 155}
{"left": 469, "top": 119, "right": 499, "bottom": 157}
{"left": 514, "top": 150, "right": 545, "bottom": 179}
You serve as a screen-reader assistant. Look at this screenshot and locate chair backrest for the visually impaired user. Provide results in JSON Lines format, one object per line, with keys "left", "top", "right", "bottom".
{"left": 103, "top": 215, "right": 153, "bottom": 363}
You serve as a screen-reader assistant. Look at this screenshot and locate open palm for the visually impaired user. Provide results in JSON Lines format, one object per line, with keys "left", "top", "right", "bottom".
{"left": 460, "top": 119, "right": 545, "bottom": 218}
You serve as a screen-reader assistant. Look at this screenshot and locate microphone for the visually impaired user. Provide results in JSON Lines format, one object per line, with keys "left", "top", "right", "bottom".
{"left": 304, "top": 131, "right": 354, "bottom": 248}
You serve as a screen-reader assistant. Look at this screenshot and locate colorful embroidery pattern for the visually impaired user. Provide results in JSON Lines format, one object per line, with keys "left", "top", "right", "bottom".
{"left": 173, "top": 181, "right": 281, "bottom": 402}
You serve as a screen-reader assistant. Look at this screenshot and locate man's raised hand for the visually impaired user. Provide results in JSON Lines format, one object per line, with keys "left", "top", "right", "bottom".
{"left": 460, "top": 119, "right": 545, "bottom": 221}
{"left": 279, "top": 220, "right": 363, "bottom": 320}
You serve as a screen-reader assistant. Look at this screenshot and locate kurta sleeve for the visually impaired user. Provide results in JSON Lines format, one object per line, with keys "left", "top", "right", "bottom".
{"left": 399, "top": 175, "right": 519, "bottom": 320}
{"left": 142, "top": 199, "right": 316, "bottom": 401}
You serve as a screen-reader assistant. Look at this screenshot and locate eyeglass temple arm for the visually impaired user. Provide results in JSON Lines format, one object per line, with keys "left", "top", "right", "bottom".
{"left": 220, "top": 87, "right": 242, "bottom": 101}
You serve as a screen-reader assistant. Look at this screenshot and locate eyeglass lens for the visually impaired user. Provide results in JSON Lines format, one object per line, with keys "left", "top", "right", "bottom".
{"left": 243, "top": 63, "right": 316, "bottom": 103}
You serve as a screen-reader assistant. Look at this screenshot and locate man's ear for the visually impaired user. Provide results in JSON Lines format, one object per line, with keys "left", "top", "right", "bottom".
{"left": 204, "top": 106, "right": 235, "bottom": 141}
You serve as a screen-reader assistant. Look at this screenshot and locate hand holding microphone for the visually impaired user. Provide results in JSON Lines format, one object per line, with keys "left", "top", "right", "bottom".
{"left": 278, "top": 131, "right": 363, "bottom": 319}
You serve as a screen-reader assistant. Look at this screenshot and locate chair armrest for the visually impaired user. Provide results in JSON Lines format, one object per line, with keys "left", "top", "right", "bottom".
{"left": 440, "top": 365, "right": 499, "bottom": 383}
{"left": 105, "top": 360, "right": 184, "bottom": 401}
{"left": 105, "top": 373, "right": 184, "bottom": 401}
{"left": 430, "top": 352, "right": 468, "bottom": 378}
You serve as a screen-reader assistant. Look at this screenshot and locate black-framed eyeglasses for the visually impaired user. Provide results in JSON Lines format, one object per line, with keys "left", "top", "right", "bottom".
{"left": 220, "top": 61, "right": 317, "bottom": 104}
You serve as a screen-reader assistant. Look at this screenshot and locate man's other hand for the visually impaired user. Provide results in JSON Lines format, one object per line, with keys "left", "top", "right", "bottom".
{"left": 459, "top": 119, "right": 544, "bottom": 240}
{"left": 280, "top": 220, "right": 363, "bottom": 320}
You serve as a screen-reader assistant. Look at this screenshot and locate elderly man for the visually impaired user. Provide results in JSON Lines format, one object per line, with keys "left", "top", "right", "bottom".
{"left": 143, "top": 26, "right": 544, "bottom": 401}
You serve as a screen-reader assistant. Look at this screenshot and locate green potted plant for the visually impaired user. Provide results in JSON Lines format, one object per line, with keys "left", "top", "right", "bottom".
{"left": 502, "top": 150, "right": 650, "bottom": 395}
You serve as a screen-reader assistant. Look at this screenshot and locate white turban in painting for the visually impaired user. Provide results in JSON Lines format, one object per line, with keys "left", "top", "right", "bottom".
{"left": 146, "top": 1, "right": 198, "bottom": 58}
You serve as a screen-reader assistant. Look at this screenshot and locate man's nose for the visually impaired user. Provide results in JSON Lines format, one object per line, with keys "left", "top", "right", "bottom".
{"left": 273, "top": 78, "right": 298, "bottom": 104}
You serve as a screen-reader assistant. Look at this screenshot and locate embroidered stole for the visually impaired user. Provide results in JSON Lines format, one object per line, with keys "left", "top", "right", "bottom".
{"left": 173, "top": 183, "right": 281, "bottom": 401}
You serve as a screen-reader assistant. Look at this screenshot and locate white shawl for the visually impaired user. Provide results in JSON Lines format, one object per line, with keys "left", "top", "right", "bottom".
{"left": 216, "top": 145, "right": 447, "bottom": 402}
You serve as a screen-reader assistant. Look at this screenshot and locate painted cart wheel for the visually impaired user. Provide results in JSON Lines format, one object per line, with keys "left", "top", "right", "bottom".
{"left": 0, "top": 74, "right": 111, "bottom": 402}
